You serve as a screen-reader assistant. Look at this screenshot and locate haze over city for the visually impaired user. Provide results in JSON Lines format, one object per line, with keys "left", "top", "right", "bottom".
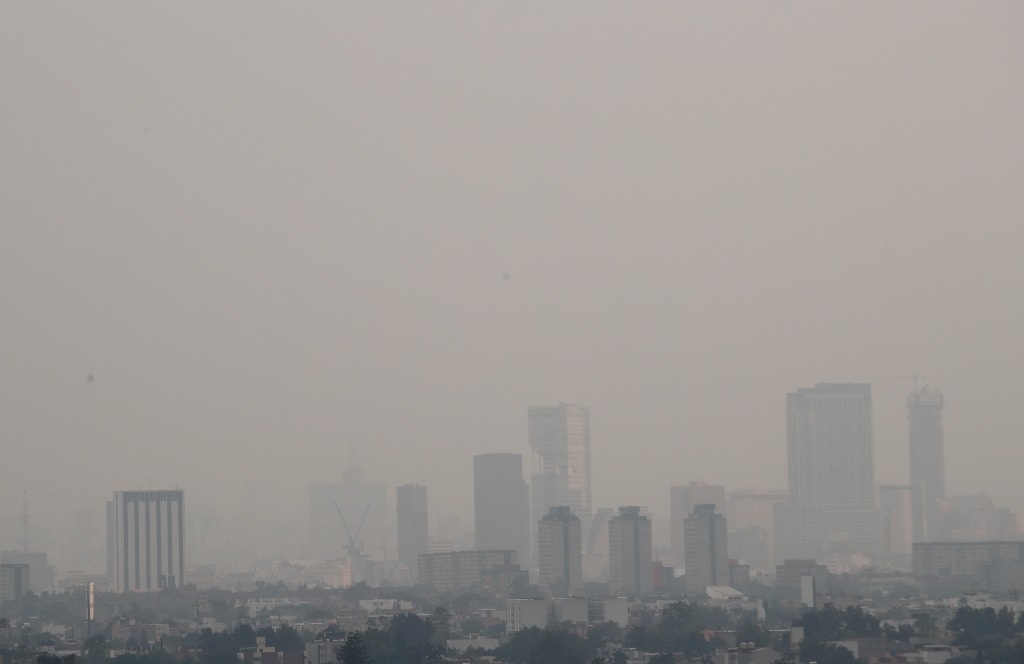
{"left": 2, "top": 1, "right": 1023, "bottom": 566}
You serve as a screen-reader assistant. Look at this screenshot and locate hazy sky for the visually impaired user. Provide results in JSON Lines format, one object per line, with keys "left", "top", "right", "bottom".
{"left": 2, "top": 2, "right": 1023, "bottom": 557}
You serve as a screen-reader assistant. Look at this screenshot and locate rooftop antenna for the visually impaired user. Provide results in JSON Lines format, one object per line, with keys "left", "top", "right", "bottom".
{"left": 19, "top": 491, "right": 30, "bottom": 554}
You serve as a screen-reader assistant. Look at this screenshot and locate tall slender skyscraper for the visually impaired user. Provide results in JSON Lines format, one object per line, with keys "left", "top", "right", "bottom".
{"left": 538, "top": 506, "right": 584, "bottom": 597}
{"left": 396, "top": 484, "right": 428, "bottom": 584}
{"left": 107, "top": 490, "right": 185, "bottom": 592}
{"left": 781, "top": 383, "right": 880, "bottom": 561}
{"left": 908, "top": 387, "right": 945, "bottom": 543}
{"left": 608, "top": 506, "right": 653, "bottom": 596}
{"left": 683, "top": 504, "right": 728, "bottom": 594}
{"left": 529, "top": 404, "right": 592, "bottom": 547}
{"left": 473, "top": 454, "right": 530, "bottom": 564}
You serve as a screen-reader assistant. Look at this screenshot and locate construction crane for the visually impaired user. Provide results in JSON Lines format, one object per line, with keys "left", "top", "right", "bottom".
{"left": 887, "top": 373, "right": 927, "bottom": 391}
{"left": 333, "top": 502, "right": 370, "bottom": 558}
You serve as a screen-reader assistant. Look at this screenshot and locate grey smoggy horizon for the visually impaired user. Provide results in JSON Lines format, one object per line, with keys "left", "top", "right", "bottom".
{"left": 1, "top": 2, "right": 1022, "bottom": 569}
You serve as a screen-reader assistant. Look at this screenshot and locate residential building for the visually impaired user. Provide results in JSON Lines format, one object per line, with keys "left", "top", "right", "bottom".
{"left": 781, "top": 383, "right": 881, "bottom": 561}
{"left": 671, "top": 483, "right": 726, "bottom": 570}
{"left": 529, "top": 405, "right": 592, "bottom": 549}
{"left": 538, "top": 506, "right": 584, "bottom": 597}
{"left": 473, "top": 453, "right": 530, "bottom": 564}
{"left": 607, "top": 506, "right": 653, "bottom": 596}
{"left": 396, "top": 484, "right": 428, "bottom": 585}
{"left": 106, "top": 490, "right": 185, "bottom": 592}
{"left": 417, "top": 549, "right": 518, "bottom": 594}
{"left": 684, "top": 504, "right": 728, "bottom": 594}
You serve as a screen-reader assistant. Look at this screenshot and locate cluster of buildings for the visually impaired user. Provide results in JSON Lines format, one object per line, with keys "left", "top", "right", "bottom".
{"left": 3, "top": 383, "right": 1023, "bottom": 608}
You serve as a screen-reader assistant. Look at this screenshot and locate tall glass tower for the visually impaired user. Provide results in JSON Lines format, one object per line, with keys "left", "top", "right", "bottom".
{"left": 908, "top": 387, "right": 945, "bottom": 542}
{"left": 528, "top": 404, "right": 592, "bottom": 546}
{"left": 782, "top": 383, "right": 880, "bottom": 560}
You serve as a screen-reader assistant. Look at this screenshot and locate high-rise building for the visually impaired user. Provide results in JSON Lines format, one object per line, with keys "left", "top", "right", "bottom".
{"left": 683, "top": 504, "right": 728, "bottom": 594}
{"left": 781, "top": 383, "right": 880, "bottom": 561}
{"left": 607, "top": 506, "right": 653, "bottom": 596}
{"left": 538, "top": 506, "right": 584, "bottom": 597}
{"left": 908, "top": 387, "right": 945, "bottom": 543}
{"left": 880, "top": 485, "right": 914, "bottom": 562}
{"left": 0, "top": 551, "right": 54, "bottom": 594}
{"left": 396, "top": 484, "right": 428, "bottom": 584}
{"left": 0, "top": 563, "right": 29, "bottom": 602}
{"left": 728, "top": 490, "right": 787, "bottom": 571}
{"left": 106, "top": 490, "right": 185, "bottom": 592}
{"left": 309, "top": 466, "right": 388, "bottom": 560}
{"left": 529, "top": 405, "right": 592, "bottom": 548}
{"left": 670, "top": 482, "right": 726, "bottom": 570}
{"left": 473, "top": 454, "right": 530, "bottom": 564}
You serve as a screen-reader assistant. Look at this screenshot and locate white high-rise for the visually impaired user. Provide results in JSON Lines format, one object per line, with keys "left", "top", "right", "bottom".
{"left": 107, "top": 490, "right": 185, "bottom": 592}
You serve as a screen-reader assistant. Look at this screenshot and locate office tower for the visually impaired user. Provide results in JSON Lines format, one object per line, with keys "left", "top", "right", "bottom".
{"left": 396, "top": 484, "right": 428, "bottom": 584}
{"left": 106, "top": 490, "right": 185, "bottom": 592}
{"left": 782, "top": 383, "right": 880, "bottom": 561}
{"left": 309, "top": 466, "right": 388, "bottom": 560}
{"left": 473, "top": 454, "right": 530, "bottom": 564}
{"left": 607, "top": 506, "right": 653, "bottom": 596}
{"left": 529, "top": 405, "right": 592, "bottom": 547}
{"left": 683, "top": 504, "right": 728, "bottom": 594}
{"left": 908, "top": 387, "right": 945, "bottom": 543}
{"left": 880, "top": 485, "right": 914, "bottom": 562}
{"left": 728, "top": 490, "right": 787, "bottom": 571}
{"left": 538, "top": 506, "right": 584, "bottom": 597}
{"left": 670, "top": 482, "right": 726, "bottom": 569}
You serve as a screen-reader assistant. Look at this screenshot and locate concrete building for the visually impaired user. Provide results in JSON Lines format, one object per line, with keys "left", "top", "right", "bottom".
{"left": 607, "top": 506, "right": 653, "bottom": 596}
{"left": 728, "top": 490, "right": 787, "bottom": 571}
{"left": 912, "top": 541, "right": 1024, "bottom": 577}
{"left": 538, "top": 506, "right": 584, "bottom": 597}
{"left": 908, "top": 387, "right": 945, "bottom": 543}
{"left": 0, "top": 564, "right": 29, "bottom": 602}
{"left": 396, "top": 484, "right": 428, "bottom": 584}
{"left": 106, "top": 490, "right": 185, "bottom": 592}
{"left": 670, "top": 482, "right": 726, "bottom": 570}
{"left": 529, "top": 405, "right": 592, "bottom": 549}
{"left": 775, "top": 559, "right": 830, "bottom": 599}
{"left": 0, "top": 551, "right": 53, "bottom": 594}
{"left": 684, "top": 504, "right": 728, "bottom": 594}
{"left": 781, "top": 383, "right": 880, "bottom": 561}
{"left": 417, "top": 549, "right": 518, "bottom": 594}
{"left": 880, "top": 485, "right": 914, "bottom": 564}
{"left": 473, "top": 453, "right": 530, "bottom": 564}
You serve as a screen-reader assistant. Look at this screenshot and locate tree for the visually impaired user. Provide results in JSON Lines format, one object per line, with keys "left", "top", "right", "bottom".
{"left": 798, "top": 640, "right": 857, "bottom": 664}
{"left": 337, "top": 633, "right": 371, "bottom": 664}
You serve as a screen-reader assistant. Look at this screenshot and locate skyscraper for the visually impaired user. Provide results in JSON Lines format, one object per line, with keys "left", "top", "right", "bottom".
{"left": 683, "top": 504, "right": 728, "bottom": 594}
{"left": 396, "top": 484, "right": 428, "bottom": 584}
{"left": 908, "top": 387, "right": 945, "bottom": 543}
{"left": 782, "top": 383, "right": 880, "bottom": 561}
{"left": 529, "top": 405, "right": 592, "bottom": 545}
{"left": 670, "top": 482, "right": 726, "bottom": 570}
{"left": 106, "top": 490, "right": 185, "bottom": 592}
{"left": 473, "top": 453, "right": 530, "bottom": 564}
{"left": 538, "top": 506, "right": 583, "bottom": 597}
{"left": 607, "top": 506, "right": 653, "bottom": 596}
